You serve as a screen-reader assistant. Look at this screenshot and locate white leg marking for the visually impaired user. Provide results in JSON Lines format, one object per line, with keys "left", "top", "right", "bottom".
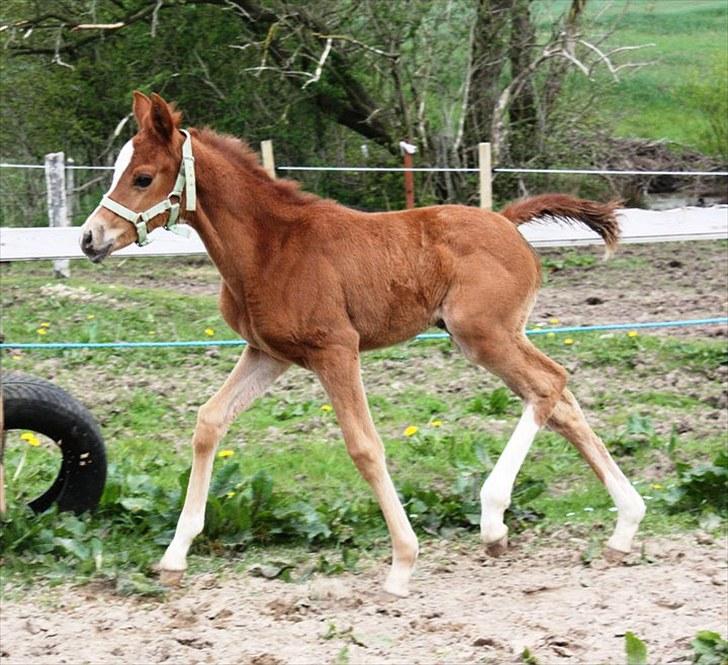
{"left": 480, "top": 404, "right": 540, "bottom": 544}
{"left": 605, "top": 471, "right": 646, "bottom": 553}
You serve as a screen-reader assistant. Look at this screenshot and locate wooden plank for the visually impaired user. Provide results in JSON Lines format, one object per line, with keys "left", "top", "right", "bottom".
{"left": 478, "top": 142, "right": 492, "bottom": 210}
{"left": 1, "top": 206, "right": 726, "bottom": 262}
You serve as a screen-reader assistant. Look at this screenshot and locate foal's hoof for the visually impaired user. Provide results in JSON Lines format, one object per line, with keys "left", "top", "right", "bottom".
{"left": 603, "top": 546, "right": 628, "bottom": 564}
{"left": 158, "top": 568, "right": 185, "bottom": 587}
{"left": 485, "top": 534, "right": 509, "bottom": 558}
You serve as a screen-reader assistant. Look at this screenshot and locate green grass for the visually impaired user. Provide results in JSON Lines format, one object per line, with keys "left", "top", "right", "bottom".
{"left": 537, "top": 0, "right": 728, "bottom": 153}
{"left": 1, "top": 257, "right": 726, "bottom": 594}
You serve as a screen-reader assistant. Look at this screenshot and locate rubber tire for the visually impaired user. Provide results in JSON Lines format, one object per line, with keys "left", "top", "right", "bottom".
{"left": 2, "top": 371, "right": 107, "bottom": 513}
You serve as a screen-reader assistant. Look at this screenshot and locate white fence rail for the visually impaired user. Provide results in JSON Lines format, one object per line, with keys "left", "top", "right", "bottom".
{"left": 1, "top": 206, "right": 726, "bottom": 262}
{"left": 1, "top": 143, "right": 727, "bottom": 266}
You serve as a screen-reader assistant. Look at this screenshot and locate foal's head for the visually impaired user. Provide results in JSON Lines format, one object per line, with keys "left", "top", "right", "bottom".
{"left": 80, "top": 92, "right": 185, "bottom": 262}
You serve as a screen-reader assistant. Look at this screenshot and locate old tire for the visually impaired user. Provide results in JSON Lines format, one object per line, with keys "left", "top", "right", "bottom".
{"left": 1, "top": 371, "right": 106, "bottom": 513}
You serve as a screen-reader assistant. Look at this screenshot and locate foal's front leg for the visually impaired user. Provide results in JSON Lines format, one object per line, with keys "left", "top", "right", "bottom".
{"left": 158, "top": 347, "right": 289, "bottom": 582}
{"left": 313, "top": 349, "right": 418, "bottom": 597}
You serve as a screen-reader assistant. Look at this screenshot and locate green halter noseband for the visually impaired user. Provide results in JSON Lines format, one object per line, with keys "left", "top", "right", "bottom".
{"left": 100, "top": 129, "right": 196, "bottom": 246}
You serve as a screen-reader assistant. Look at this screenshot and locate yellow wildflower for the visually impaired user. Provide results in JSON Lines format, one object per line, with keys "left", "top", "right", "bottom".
{"left": 21, "top": 432, "right": 41, "bottom": 447}
{"left": 627, "top": 330, "right": 639, "bottom": 338}
{"left": 403, "top": 425, "right": 419, "bottom": 437}
{"left": 40, "top": 322, "right": 50, "bottom": 328}
{"left": 217, "top": 449, "right": 234, "bottom": 459}
{"left": 548, "top": 317, "right": 560, "bottom": 324}
{"left": 650, "top": 483, "right": 663, "bottom": 490}
{"left": 320, "top": 404, "right": 333, "bottom": 413}
{"left": 546, "top": 332, "right": 556, "bottom": 338}
{"left": 431, "top": 419, "right": 443, "bottom": 428}
{"left": 86, "top": 314, "right": 95, "bottom": 320}
{"left": 36, "top": 328, "right": 48, "bottom": 336}
{"left": 563, "top": 338, "right": 575, "bottom": 346}
{"left": 204, "top": 328, "right": 215, "bottom": 336}
{"left": 226, "top": 491, "right": 236, "bottom": 498}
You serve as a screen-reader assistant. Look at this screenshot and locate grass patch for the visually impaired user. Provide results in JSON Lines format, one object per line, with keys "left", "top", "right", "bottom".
{"left": 1, "top": 257, "right": 726, "bottom": 593}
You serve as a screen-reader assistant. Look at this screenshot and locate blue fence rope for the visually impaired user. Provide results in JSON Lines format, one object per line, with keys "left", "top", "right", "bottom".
{"left": 1, "top": 317, "right": 725, "bottom": 351}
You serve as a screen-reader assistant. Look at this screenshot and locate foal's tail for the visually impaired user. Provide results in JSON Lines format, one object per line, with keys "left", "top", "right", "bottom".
{"left": 500, "top": 194, "right": 621, "bottom": 256}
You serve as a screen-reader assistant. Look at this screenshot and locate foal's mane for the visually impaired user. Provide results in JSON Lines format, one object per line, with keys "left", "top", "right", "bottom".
{"left": 192, "top": 127, "right": 318, "bottom": 206}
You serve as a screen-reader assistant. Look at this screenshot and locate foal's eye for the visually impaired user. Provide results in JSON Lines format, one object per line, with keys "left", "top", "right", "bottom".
{"left": 133, "top": 174, "right": 153, "bottom": 188}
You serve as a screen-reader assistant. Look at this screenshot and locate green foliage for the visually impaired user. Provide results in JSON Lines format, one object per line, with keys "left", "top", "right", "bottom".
{"left": 607, "top": 414, "right": 658, "bottom": 456}
{"left": 663, "top": 451, "right": 728, "bottom": 517}
{"left": 684, "top": 57, "right": 728, "bottom": 159}
{"left": 691, "top": 631, "right": 728, "bottom": 665}
{"left": 520, "top": 647, "right": 540, "bottom": 665}
{"left": 625, "top": 631, "right": 648, "bottom": 665}
{"left": 467, "top": 388, "right": 517, "bottom": 416}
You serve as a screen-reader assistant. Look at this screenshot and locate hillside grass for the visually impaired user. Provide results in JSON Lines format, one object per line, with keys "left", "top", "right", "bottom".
{"left": 1, "top": 256, "right": 725, "bottom": 595}
{"left": 537, "top": 0, "right": 728, "bottom": 154}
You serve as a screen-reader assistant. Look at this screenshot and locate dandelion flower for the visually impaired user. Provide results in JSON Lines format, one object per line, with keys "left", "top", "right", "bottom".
{"left": 627, "top": 330, "right": 639, "bottom": 338}
{"left": 40, "top": 322, "right": 50, "bottom": 328}
{"left": 320, "top": 404, "right": 333, "bottom": 413}
{"left": 21, "top": 432, "right": 41, "bottom": 447}
{"left": 403, "top": 425, "right": 419, "bottom": 437}
{"left": 217, "top": 449, "right": 234, "bottom": 459}
{"left": 546, "top": 332, "right": 556, "bottom": 338}
{"left": 563, "top": 338, "right": 575, "bottom": 346}
{"left": 431, "top": 419, "right": 443, "bottom": 428}
{"left": 204, "top": 328, "right": 215, "bottom": 337}
{"left": 548, "top": 317, "right": 560, "bottom": 324}
{"left": 36, "top": 328, "right": 48, "bottom": 336}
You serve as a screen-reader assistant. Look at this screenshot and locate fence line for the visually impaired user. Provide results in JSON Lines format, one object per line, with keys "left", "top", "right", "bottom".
{"left": 2, "top": 161, "right": 727, "bottom": 177}
{"left": 2, "top": 317, "right": 725, "bottom": 351}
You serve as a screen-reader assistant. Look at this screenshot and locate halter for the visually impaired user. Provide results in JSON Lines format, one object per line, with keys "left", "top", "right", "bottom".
{"left": 100, "top": 129, "right": 196, "bottom": 246}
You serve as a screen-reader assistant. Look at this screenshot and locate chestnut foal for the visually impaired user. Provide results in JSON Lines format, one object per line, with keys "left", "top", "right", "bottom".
{"left": 80, "top": 92, "right": 645, "bottom": 597}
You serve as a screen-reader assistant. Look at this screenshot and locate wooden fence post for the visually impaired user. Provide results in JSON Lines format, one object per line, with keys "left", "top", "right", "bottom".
{"left": 400, "top": 140, "right": 417, "bottom": 209}
{"left": 479, "top": 142, "right": 492, "bottom": 210}
{"left": 65, "top": 157, "right": 76, "bottom": 221}
{"left": 261, "top": 140, "right": 276, "bottom": 179}
{"left": 44, "top": 152, "right": 70, "bottom": 278}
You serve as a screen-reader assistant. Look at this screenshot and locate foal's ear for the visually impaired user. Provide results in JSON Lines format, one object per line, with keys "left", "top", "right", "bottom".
{"left": 149, "top": 93, "right": 178, "bottom": 142}
{"left": 132, "top": 90, "right": 151, "bottom": 127}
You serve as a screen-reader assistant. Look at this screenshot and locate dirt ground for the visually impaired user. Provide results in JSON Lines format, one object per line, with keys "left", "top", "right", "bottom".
{"left": 2, "top": 534, "right": 726, "bottom": 665}
{"left": 2, "top": 242, "right": 726, "bottom": 665}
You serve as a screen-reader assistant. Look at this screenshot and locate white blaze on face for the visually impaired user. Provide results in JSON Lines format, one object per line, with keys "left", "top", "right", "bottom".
{"left": 108, "top": 139, "right": 135, "bottom": 194}
{"left": 80, "top": 139, "right": 136, "bottom": 249}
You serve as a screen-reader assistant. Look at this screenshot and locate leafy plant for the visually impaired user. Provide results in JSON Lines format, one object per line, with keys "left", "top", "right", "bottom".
{"left": 691, "top": 631, "right": 728, "bottom": 665}
{"left": 468, "top": 388, "right": 517, "bottom": 416}
{"left": 663, "top": 451, "right": 728, "bottom": 517}
{"left": 625, "top": 631, "right": 648, "bottom": 665}
{"left": 608, "top": 414, "right": 658, "bottom": 456}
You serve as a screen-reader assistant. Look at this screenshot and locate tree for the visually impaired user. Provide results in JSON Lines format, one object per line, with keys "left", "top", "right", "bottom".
{"left": 1, "top": 0, "right": 653, "bottom": 205}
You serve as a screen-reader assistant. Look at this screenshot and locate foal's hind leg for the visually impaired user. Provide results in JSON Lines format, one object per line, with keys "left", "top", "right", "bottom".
{"left": 452, "top": 328, "right": 567, "bottom": 555}
{"left": 548, "top": 389, "right": 646, "bottom": 557}
{"left": 158, "top": 347, "right": 289, "bottom": 581}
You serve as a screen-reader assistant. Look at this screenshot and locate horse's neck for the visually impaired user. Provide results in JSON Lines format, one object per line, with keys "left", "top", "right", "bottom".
{"left": 185, "top": 143, "right": 281, "bottom": 288}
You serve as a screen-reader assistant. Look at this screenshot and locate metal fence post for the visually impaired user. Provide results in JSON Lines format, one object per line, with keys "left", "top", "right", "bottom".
{"left": 44, "top": 152, "right": 70, "bottom": 278}
{"left": 261, "top": 140, "right": 276, "bottom": 179}
{"left": 479, "top": 142, "right": 492, "bottom": 210}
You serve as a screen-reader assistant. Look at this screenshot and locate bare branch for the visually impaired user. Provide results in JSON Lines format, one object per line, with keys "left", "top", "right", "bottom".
{"left": 302, "top": 37, "right": 333, "bottom": 89}
{"left": 311, "top": 32, "right": 397, "bottom": 58}
{"left": 70, "top": 23, "right": 125, "bottom": 31}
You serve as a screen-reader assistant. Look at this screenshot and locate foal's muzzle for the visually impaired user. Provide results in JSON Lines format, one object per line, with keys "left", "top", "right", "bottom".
{"left": 80, "top": 228, "right": 113, "bottom": 263}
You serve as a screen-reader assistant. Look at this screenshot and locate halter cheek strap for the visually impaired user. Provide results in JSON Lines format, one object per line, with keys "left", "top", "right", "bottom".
{"left": 100, "top": 129, "right": 196, "bottom": 247}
